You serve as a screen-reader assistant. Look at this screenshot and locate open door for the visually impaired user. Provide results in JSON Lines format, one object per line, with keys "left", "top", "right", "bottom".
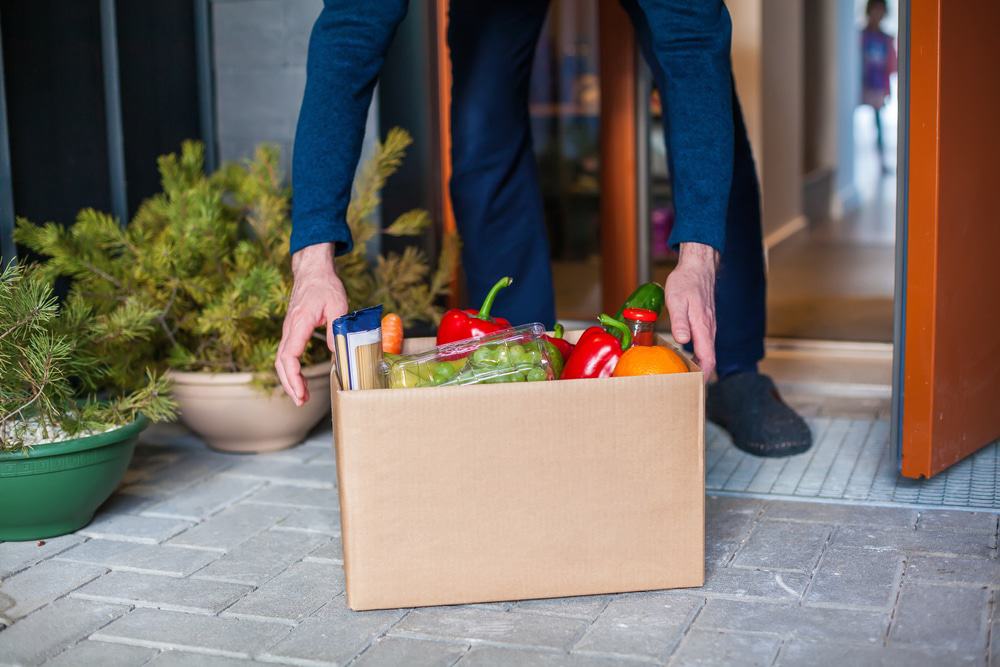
{"left": 895, "top": 0, "right": 1000, "bottom": 478}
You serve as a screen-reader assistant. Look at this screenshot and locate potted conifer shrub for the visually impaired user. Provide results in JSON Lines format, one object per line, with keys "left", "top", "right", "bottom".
{"left": 0, "top": 264, "right": 175, "bottom": 540}
{"left": 16, "top": 128, "right": 457, "bottom": 453}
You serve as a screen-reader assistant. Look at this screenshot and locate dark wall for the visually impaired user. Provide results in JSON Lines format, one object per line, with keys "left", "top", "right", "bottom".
{"left": 378, "top": 3, "right": 438, "bottom": 254}
{"left": 1, "top": 0, "right": 201, "bottom": 232}
{"left": 116, "top": 0, "right": 201, "bottom": 216}
{"left": 2, "top": 0, "right": 111, "bottom": 226}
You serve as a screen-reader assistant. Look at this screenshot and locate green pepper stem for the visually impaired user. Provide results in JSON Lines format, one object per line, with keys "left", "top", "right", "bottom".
{"left": 553, "top": 323, "right": 564, "bottom": 339}
{"left": 598, "top": 314, "right": 632, "bottom": 350}
{"left": 476, "top": 276, "right": 512, "bottom": 321}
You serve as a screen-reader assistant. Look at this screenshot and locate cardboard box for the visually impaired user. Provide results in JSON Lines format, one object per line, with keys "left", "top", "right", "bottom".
{"left": 330, "top": 332, "right": 704, "bottom": 611}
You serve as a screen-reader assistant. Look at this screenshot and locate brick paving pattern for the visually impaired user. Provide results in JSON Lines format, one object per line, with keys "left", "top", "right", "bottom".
{"left": 1, "top": 421, "right": 997, "bottom": 666}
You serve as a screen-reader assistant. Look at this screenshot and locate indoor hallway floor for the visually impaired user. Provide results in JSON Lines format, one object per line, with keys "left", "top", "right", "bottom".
{"left": 766, "top": 105, "right": 898, "bottom": 342}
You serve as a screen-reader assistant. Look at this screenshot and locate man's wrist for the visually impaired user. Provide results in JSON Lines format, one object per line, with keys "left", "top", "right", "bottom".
{"left": 677, "top": 242, "right": 720, "bottom": 271}
{"left": 292, "top": 242, "right": 336, "bottom": 276}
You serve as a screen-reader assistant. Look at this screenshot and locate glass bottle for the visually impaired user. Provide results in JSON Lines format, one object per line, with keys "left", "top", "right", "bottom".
{"left": 622, "top": 308, "right": 657, "bottom": 346}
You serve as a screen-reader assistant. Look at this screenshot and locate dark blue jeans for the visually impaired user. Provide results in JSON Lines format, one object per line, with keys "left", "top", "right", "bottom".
{"left": 447, "top": 0, "right": 765, "bottom": 376}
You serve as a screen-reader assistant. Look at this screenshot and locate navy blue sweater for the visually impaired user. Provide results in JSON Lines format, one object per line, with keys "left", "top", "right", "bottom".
{"left": 290, "top": 0, "right": 733, "bottom": 256}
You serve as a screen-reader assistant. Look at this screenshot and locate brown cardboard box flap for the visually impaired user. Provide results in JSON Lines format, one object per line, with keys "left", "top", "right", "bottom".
{"left": 331, "top": 338, "right": 704, "bottom": 610}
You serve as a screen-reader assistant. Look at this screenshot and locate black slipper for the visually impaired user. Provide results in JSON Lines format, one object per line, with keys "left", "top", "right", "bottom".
{"left": 707, "top": 372, "right": 813, "bottom": 457}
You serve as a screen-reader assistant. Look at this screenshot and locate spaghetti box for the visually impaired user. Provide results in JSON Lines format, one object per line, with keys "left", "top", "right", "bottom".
{"left": 329, "top": 331, "right": 705, "bottom": 610}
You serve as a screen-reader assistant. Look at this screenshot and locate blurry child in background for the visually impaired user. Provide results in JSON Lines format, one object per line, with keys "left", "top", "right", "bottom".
{"left": 862, "top": 0, "right": 897, "bottom": 171}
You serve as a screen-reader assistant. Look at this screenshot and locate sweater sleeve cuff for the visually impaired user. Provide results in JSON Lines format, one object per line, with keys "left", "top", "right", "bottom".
{"left": 668, "top": 224, "right": 725, "bottom": 255}
{"left": 289, "top": 218, "right": 354, "bottom": 257}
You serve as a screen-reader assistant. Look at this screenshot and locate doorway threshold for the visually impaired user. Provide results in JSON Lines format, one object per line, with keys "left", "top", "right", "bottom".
{"left": 762, "top": 337, "right": 892, "bottom": 399}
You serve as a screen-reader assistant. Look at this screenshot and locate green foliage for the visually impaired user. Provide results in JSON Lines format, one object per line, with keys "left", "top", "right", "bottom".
{"left": 16, "top": 128, "right": 459, "bottom": 384}
{"left": 340, "top": 128, "right": 461, "bottom": 324}
{"left": 0, "top": 263, "right": 176, "bottom": 452}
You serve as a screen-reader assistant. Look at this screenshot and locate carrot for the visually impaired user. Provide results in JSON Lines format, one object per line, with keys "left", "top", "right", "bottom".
{"left": 381, "top": 313, "right": 403, "bottom": 354}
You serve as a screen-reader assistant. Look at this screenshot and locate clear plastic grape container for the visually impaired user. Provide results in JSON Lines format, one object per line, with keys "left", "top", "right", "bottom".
{"left": 384, "top": 324, "right": 556, "bottom": 389}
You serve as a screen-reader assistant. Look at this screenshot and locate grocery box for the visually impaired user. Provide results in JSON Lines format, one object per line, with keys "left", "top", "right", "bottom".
{"left": 329, "top": 331, "right": 705, "bottom": 611}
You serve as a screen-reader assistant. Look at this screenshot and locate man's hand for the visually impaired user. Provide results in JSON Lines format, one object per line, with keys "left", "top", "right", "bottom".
{"left": 276, "top": 243, "right": 349, "bottom": 405}
{"left": 664, "top": 242, "right": 719, "bottom": 380}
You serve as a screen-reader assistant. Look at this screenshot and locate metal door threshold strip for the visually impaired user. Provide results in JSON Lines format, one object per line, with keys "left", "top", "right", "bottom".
{"left": 705, "top": 417, "right": 1000, "bottom": 511}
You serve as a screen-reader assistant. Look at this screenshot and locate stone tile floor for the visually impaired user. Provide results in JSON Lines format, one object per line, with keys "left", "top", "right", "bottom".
{"left": 1, "top": 419, "right": 998, "bottom": 666}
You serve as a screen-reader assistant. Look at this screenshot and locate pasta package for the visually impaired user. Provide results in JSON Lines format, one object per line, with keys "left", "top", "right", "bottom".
{"left": 332, "top": 306, "right": 386, "bottom": 390}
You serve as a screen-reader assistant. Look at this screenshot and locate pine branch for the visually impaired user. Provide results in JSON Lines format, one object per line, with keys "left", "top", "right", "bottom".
{"left": 385, "top": 209, "right": 431, "bottom": 236}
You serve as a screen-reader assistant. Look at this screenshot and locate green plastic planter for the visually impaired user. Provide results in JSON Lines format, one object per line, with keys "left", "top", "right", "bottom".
{"left": 0, "top": 416, "right": 148, "bottom": 541}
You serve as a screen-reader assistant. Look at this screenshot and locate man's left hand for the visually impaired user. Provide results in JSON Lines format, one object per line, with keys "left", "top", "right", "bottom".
{"left": 664, "top": 242, "right": 719, "bottom": 380}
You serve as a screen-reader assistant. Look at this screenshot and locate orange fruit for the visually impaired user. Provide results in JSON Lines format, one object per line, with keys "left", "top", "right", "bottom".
{"left": 613, "top": 345, "right": 688, "bottom": 377}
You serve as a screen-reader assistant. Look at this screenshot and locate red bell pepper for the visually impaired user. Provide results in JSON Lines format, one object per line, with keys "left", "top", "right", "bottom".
{"left": 436, "top": 276, "right": 513, "bottom": 345}
{"left": 542, "top": 323, "right": 574, "bottom": 361}
{"left": 561, "top": 315, "right": 632, "bottom": 379}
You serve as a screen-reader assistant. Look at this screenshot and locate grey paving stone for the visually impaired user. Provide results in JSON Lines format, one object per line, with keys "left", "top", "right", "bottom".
{"left": 990, "top": 594, "right": 999, "bottom": 667}
{"left": 0, "top": 534, "right": 85, "bottom": 578}
{"left": 394, "top": 607, "right": 588, "bottom": 651}
{"left": 573, "top": 592, "right": 702, "bottom": 660}
{"left": 705, "top": 508, "right": 756, "bottom": 569}
{"left": 731, "top": 520, "right": 831, "bottom": 573}
{"left": 146, "top": 651, "right": 263, "bottom": 667}
{"left": 805, "top": 546, "right": 904, "bottom": 610}
{"left": 92, "top": 608, "right": 290, "bottom": 659}
{"left": 354, "top": 636, "right": 467, "bottom": 667}
{"left": 0, "top": 598, "right": 127, "bottom": 666}
{"left": 223, "top": 560, "right": 344, "bottom": 623}
{"left": 81, "top": 513, "right": 194, "bottom": 544}
{"left": 304, "top": 535, "right": 344, "bottom": 564}
{"left": 261, "top": 606, "right": 404, "bottom": 666}
{"left": 670, "top": 628, "right": 781, "bottom": 667}
{"left": 762, "top": 501, "right": 918, "bottom": 528}
{"left": 695, "top": 598, "right": 890, "bottom": 644}
{"left": 99, "top": 488, "right": 161, "bottom": 515}
{"left": 916, "top": 510, "right": 999, "bottom": 534}
{"left": 0, "top": 559, "right": 107, "bottom": 619}
{"left": 192, "top": 529, "right": 330, "bottom": 586}
{"left": 833, "top": 525, "right": 996, "bottom": 558}
{"left": 904, "top": 555, "right": 1000, "bottom": 587}
{"left": 294, "top": 439, "right": 336, "bottom": 464}
{"left": 706, "top": 495, "right": 764, "bottom": 516}
{"left": 460, "top": 646, "right": 638, "bottom": 666}
{"left": 703, "top": 567, "right": 809, "bottom": 601}
{"left": 54, "top": 539, "right": 219, "bottom": 577}
{"left": 122, "top": 452, "right": 234, "bottom": 498}
{"left": 141, "top": 476, "right": 264, "bottom": 521}
{"left": 212, "top": 0, "right": 285, "bottom": 69}
{"left": 889, "top": 583, "right": 990, "bottom": 653}
{"left": 168, "top": 503, "right": 291, "bottom": 552}
{"left": 71, "top": 571, "right": 251, "bottom": 614}
{"left": 222, "top": 460, "right": 335, "bottom": 489}
{"left": 514, "top": 594, "right": 612, "bottom": 621}
{"left": 44, "top": 640, "right": 157, "bottom": 667}
{"left": 778, "top": 639, "right": 982, "bottom": 666}
{"left": 464, "top": 602, "right": 514, "bottom": 612}
{"left": 274, "top": 507, "right": 341, "bottom": 535}
{"left": 243, "top": 483, "right": 336, "bottom": 509}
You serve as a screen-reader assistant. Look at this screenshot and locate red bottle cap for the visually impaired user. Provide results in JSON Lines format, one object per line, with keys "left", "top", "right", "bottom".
{"left": 623, "top": 307, "right": 658, "bottom": 322}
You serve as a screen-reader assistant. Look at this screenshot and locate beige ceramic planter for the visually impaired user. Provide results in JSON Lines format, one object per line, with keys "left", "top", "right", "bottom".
{"left": 168, "top": 362, "right": 331, "bottom": 453}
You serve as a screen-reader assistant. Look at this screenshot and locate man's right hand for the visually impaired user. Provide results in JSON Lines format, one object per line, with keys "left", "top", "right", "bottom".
{"left": 276, "top": 242, "right": 349, "bottom": 406}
